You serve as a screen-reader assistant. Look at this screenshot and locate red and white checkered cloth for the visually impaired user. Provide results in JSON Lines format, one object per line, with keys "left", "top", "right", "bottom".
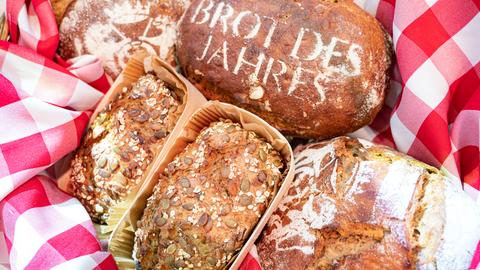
{"left": 0, "top": 0, "right": 115, "bottom": 269}
{"left": 240, "top": 0, "right": 480, "bottom": 269}
{"left": 1, "top": 0, "right": 480, "bottom": 269}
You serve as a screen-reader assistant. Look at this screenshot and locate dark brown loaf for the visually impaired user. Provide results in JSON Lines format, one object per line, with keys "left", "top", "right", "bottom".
{"left": 58, "top": 0, "right": 190, "bottom": 80}
{"left": 256, "top": 137, "right": 480, "bottom": 270}
{"left": 177, "top": 0, "right": 393, "bottom": 139}
{"left": 133, "top": 120, "right": 284, "bottom": 269}
{"left": 71, "top": 73, "right": 184, "bottom": 224}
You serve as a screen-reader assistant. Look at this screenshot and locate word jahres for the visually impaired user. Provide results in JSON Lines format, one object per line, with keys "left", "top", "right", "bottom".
{"left": 190, "top": 0, "right": 363, "bottom": 102}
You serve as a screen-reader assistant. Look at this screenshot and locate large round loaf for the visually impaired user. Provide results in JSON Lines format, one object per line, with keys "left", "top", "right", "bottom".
{"left": 256, "top": 137, "right": 480, "bottom": 269}
{"left": 177, "top": 0, "right": 392, "bottom": 138}
{"left": 59, "top": 0, "right": 190, "bottom": 80}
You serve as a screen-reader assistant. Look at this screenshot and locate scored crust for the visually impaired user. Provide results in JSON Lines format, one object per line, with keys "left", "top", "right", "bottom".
{"left": 71, "top": 74, "right": 183, "bottom": 224}
{"left": 134, "top": 120, "right": 284, "bottom": 269}
{"left": 177, "top": 0, "right": 393, "bottom": 138}
{"left": 256, "top": 137, "right": 465, "bottom": 270}
{"left": 58, "top": 0, "right": 190, "bottom": 80}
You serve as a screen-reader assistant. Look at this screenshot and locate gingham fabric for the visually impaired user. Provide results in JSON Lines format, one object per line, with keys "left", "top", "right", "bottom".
{"left": 240, "top": 0, "right": 480, "bottom": 269}
{"left": 0, "top": 175, "right": 117, "bottom": 270}
{"left": 1, "top": 0, "right": 479, "bottom": 270}
{"left": 0, "top": 0, "right": 115, "bottom": 269}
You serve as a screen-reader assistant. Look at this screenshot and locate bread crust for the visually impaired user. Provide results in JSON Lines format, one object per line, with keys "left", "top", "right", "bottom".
{"left": 58, "top": 0, "right": 189, "bottom": 80}
{"left": 257, "top": 137, "right": 451, "bottom": 270}
{"left": 71, "top": 74, "right": 183, "bottom": 223}
{"left": 177, "top": 0, "right": 393, "bottom": 138}
{"left": 133, "top": 120, "right": 284, "bottom": 269}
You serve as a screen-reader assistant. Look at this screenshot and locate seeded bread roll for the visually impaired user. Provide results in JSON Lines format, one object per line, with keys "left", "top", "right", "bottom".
{"left": 134, "top": 120, "right": 284, "bottom": 269}
{"left": 71, "top": 74, "right": 183, "bottom": 224}
{"left": 257, "top": 137, "right": 480, "bottom": 270}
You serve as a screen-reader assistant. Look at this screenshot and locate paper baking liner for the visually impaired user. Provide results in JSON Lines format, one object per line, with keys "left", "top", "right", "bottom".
{"left": 57, "top": 50, "right": 206, "bottom": 242}
{"left": 0, "top": 13, "right": 8, "bottom": 41}
{"left": 108, "top": 101, "right": 295, "bottom": 270}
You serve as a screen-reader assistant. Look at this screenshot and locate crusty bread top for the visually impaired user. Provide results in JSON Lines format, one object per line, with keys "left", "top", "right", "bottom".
{"left": 58, "top": 0, "right": 189, "bottom": 80}
{"left": 177, "top": 0, "right": 392, "bottom": 138}
{"left": 71, "top": 74, "right": 183, "bottom": 224}
{"left": 257, "top": 137, "right": 480, "bottom": 270}
{"left": 134, "top": 120, "right": 284, "bottom": 269}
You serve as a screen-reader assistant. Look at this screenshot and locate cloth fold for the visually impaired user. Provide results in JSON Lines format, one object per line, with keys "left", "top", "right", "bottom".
{"left": 1, "top": 0, "right": 115, "bottom": 269}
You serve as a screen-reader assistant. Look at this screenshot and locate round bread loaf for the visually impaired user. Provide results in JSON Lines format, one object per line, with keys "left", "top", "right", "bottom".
{"left": 256, "top": 136, "right": 480, "bottom": 270}
{"left": 58, "top": 0, "right": 190, "bottom": 80}
{"left": 177, "top": 0, "right": 393, "bottom": 139}
{"left": 134, "top": 120, "right": 284, "bottom": 269}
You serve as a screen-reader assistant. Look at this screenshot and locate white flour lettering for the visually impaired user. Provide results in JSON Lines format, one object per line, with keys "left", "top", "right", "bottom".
{"left": 347, "top": 43, "right": 362, "bottom": 76}
{"left": 233, "top": 47, "right": 266, "bottom": 76}
{"left": 197, "top": 34, "right": 213, "bottom": 61}
{"left": 314, "top": 73, "right": 326, "bottom": 102}
{"left": 261, "top": 16, "right": 277, "bottom": 49}
{"left": 191, "top": 0, "right": 214, "bottom": 24}
{"left": 209, "top": 2, "right": 234, "bottom": 33}
{"left": 323, "top": 37, "right": 348, "bottom": 71}
{"left": 290, "top": 27, "right": 306, "bottom": 59}
{"left": 189, "top": 0, "right": 364, "bottom": 102}
{"left": 232, "top": 11, "right": 262, "bottom": 39}
{"left": 288, "top": 64, "right": 314, "bottom": 95}
{"left": 207, "top": 40, "right": 230, "bottom": 71}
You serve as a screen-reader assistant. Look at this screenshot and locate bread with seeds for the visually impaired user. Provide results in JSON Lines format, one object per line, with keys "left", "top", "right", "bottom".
{"left": 256, "top": 136, "right": 480, "bottom": 270}
{"left": 133, "top": 120, "right": 284, "bottom": 269}
{"left": 71, "top": 74, "right": 184, "bottom": 224}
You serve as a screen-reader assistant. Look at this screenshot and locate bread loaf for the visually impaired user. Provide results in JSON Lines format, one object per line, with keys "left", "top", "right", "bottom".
{"left": 71, "top": 73, "right": 184, "bottom": 224}
{"left": 58, "top": 0, "right": 190, "bottom": 80}
{"left": 257, "top": 137, "right": 480, "bottom": 270}
{"left": 133, "top": 120, "right": 284, "bottom": 269}
{"left": 177, "top": 0, "right": 392, "bottom": 138}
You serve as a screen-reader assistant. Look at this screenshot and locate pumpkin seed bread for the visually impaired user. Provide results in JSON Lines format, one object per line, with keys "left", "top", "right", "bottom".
{"left": 133, "top": 120, "right": 284, "bottom": 269}
{"left": 71, "top": 74, "right": 183, "bottom": 224}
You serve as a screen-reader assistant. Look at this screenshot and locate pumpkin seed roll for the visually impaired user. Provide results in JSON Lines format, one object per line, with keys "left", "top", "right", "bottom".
{"left": 71, "top": 73, "right": 183, "bottom": 224}
{"left": 133, "top": 120, "right": 284, "bottom": 269}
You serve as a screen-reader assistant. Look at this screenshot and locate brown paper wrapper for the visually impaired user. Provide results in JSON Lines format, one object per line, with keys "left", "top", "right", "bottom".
{"left": 0, "top": 12, "right": 8, "bottom": 41}
{"left": 108, "top": 101, "right": 295, "bottom": 270}
{"left": 50, "top": 0, "right": 75, "bottom": 24}
{"left": 57, "top": 50, "right": 206, "bottom": 242}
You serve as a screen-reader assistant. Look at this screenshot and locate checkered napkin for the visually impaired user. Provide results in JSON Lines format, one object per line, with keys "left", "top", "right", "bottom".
{"left": 0, "top": 0, "right": 115, "bottom": 269}
{"left": 1, "top": 0, "right": 480, "bottom": 269}
{"left": 240, "top": 0, "right": 480, "bottom": 269}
